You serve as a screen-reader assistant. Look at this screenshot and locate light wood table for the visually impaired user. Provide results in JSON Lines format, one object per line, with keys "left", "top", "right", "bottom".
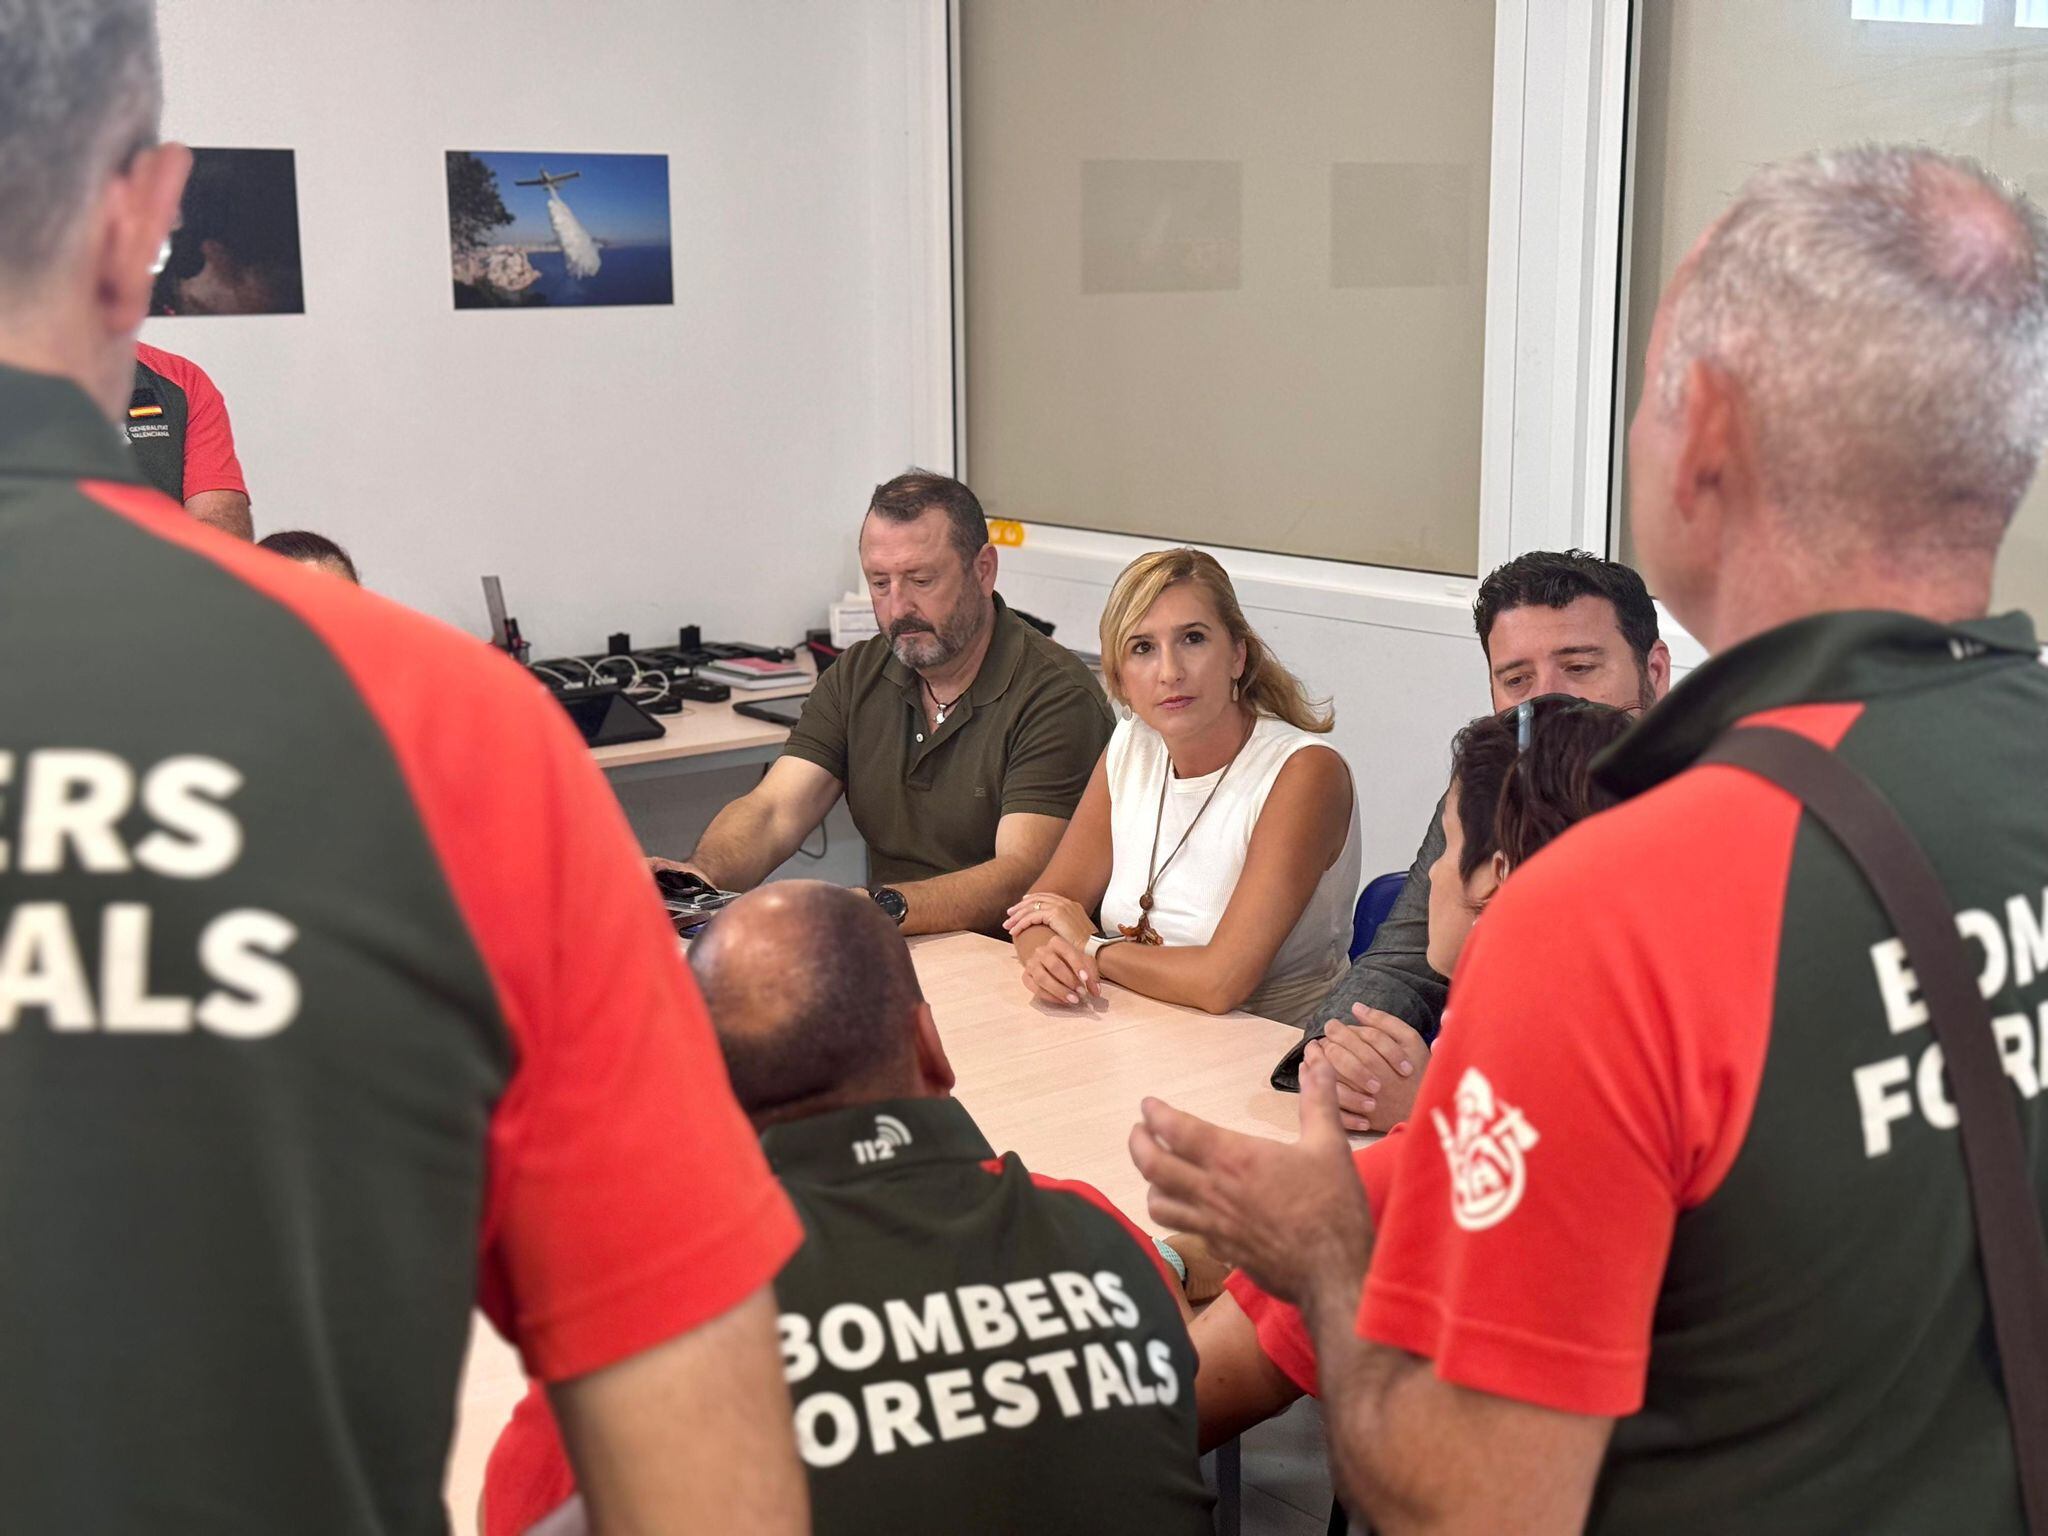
{"left": 904, "top": 932, "right": 1303, "bottom": 1216}
{"left": 590, "top": 663, "right": 814, "bottom": 783}
{"left": 442, "top": 931, "right": 1305, "bottom": 1532}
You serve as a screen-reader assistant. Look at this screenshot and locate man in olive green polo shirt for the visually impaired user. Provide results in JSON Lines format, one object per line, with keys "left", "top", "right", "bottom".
{"left": 654, "top": 471, "right": 1111, "bottom": 935}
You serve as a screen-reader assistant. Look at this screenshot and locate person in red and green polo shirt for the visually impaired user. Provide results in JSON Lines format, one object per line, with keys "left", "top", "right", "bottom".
{"left": 1197, "top": 696, "right": 1634, "bottom": 1450}
{"left": 485, "top": 884, "right": 1213, "bottom": 1536}
{"left": 1136, "top": 144, "right": 2048, "bottom": 1535}
{"left": 0, "top": 5, "right": 806, "bottom": 1531}
{"left": 129, "top": 339, "right": 251, "bottom": 538}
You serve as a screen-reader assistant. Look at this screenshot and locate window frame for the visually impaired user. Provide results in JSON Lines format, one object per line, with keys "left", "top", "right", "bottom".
{"left": 1849, "top": 0, "right": 1987, "bottom": 23}
{"left": 1599, "top": 0, "right": 2048, "bottom": 662}
{"left": 934, "top": 0, "right": 1639, "bottom": 622}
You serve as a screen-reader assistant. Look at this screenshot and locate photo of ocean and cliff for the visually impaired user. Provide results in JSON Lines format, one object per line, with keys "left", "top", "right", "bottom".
{"left": 446, "top": 150, "right": 674, "bottom": 310}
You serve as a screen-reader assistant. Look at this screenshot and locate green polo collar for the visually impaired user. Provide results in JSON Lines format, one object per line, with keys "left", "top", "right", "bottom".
{"left": 1597, "top": 608, "right": 2041, "bottom": 798}
{"left": 761, "top": 1096, "right": 995, "bottom": 1185}
{"left": 0, "top": 359, "right": 144, "bottom": 485}
{"left": 883, "top": 591, "right": 1030, "bottom": 714}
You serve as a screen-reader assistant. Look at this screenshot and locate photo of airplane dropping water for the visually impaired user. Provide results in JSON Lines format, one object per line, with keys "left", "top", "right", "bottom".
{"left": 514, "top": 168, "right": 601, "bottom": 279}
{"left": 447, "top": 150, "right": 674, "bottom": 309}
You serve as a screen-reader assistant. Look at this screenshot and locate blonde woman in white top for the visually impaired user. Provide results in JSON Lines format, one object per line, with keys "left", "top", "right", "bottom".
{"left": 1006, "top": 549, "right": 1359, "bottom": 1022}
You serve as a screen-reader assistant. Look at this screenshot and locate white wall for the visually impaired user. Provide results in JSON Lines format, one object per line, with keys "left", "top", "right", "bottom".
{"left": 150, "top": 0, "right": 942, "bottom": 658}
{"left": 147, "top": 0, "right": 1690, "bottom": 886}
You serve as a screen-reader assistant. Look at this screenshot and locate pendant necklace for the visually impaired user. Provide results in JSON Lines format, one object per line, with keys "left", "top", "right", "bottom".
{"left": 924, "top": 675, "right": 967, "bottom": 727}
{"left": 1120, "top": 714, "right": 1254, "bottom": 946}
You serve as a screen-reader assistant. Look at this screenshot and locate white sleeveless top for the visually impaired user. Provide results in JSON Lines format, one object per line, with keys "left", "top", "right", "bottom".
{"left": 1099, "top": 713, "right": 1361, "bottom": 1025}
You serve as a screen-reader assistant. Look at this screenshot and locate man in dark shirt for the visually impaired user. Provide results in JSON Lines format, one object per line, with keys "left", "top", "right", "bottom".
{"left": 1277, "top": 551, "right": 1670, "bottom": 1128}
{"left": 0, "top": 5, "right": 804, "bottom": 1530}
{"left": 652, "top": 471, "right": 1112, "bottom": 935}
{"left": 486, "top": 882, "right": 1214, "bottom": 1536}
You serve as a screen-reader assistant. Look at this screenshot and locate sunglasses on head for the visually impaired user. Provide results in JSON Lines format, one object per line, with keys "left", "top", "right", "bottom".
{"left": 1504, "top": 693, "right": 1601, "bottom": 756}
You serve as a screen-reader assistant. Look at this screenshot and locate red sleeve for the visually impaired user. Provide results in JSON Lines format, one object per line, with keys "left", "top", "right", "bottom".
{"left": 1221, "top": 1132, "right": 1404, "bottom": 1397}
{"left": 86, "top": 482, "right": 801, "bottom": 1382}
{"left": 484, "top": 1385, "right": 577, "bottom": 1536}
{"left": 467, "top": 680, "right": 802, "bottom": 1380}
{"left": 1355, "top": 704, "right": 1857, "bottom": 1417}
{"left": 136, "top": 343, "right": 247, "bottom": 498}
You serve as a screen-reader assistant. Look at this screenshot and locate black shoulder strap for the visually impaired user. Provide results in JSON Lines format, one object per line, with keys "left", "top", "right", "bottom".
{"left": 1703, "top": 725, "right": 2048, "bottom": 1533}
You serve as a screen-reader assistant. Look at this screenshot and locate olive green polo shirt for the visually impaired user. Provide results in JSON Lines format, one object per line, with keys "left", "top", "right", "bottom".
{"left": 782, "top": 594, "right": 1112, "bottom": 886}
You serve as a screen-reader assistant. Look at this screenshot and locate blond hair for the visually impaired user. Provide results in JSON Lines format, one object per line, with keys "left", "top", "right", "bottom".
{"left": 1098, "top": 548, "right": 1333, "bottom": 734}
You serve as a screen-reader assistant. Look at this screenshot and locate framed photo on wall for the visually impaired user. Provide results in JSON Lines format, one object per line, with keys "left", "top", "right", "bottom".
{"left": 446, "top": 150, "right": 674, "bottom": 309}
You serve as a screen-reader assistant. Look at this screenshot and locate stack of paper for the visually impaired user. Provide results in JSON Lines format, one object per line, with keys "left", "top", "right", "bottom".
{"left": 701, "top": 656, "right": 806, "bottom": 689}
{"left": 830, "top": 590, "right": 880, "bottom": 648}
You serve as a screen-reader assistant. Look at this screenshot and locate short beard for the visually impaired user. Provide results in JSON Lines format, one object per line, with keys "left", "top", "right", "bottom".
{"left": 890, "top": 597, "right": 986, "bottom": 673}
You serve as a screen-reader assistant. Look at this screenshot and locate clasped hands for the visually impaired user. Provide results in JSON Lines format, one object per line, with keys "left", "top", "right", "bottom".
{"left": 1308, "top": 1004, "right": 1430, "bottom": 1132}
{"left": 1003, "top": 891, "right": 1100, "bottom": 1007}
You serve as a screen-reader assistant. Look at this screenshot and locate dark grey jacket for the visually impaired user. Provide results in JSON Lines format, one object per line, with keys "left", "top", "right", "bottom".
{"left": 1270, "top": 793, "right": 1449, "bottom": 1089}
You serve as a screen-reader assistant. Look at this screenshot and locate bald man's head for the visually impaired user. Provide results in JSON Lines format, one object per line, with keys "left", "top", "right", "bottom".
{"left": 689, "top": 882, "right": 940, "bottom": 1127}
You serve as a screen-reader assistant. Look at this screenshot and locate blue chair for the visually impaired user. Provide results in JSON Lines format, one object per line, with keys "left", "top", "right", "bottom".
{"left": 1347, "top": 871, "right": 1408, "bottom": 961}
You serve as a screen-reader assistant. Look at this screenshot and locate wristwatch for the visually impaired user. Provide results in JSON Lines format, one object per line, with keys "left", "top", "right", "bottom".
{"left": 870, "top": 886, "right": 909, "bottom": 926}
{"left": 1084, "top": 933, "right": 1127, "bottom": 960}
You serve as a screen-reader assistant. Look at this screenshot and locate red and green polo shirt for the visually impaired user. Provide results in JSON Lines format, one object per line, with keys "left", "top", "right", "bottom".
{"left": 0, "top": 360, "right": 799, "bottom": 1534}
{"left": 130, "top": 341, "right": 247, "bottom": 506}
{"left": 1361, "top": 608, "right": 2048, "bottom": 1534}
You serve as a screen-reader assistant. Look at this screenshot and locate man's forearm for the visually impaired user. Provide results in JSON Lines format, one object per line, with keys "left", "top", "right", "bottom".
{"left": 1313, "top": 947, "right": 1446, "bottom": 1042}
{"left": 552, "top": 1287, "right": 807, "bottom": 1535}
{"left": 1305, "top": 1267, "right": 1466, "bottom": 1535}
{"left": 1305, "top": 796, "right": 1450, "bottom": 1045}
{"left": 185, "top": 490, "right": 253, "bottom": 541}
{"left": 1302, "top": 1268, "right": 1412, "bottom": 1527}
{"left": 688, "top": 800, "right": 806, "bottom": 891}
{"left": 896, "top": 853, "right": 1038, "bottom": 936}
{"left": 1192, "top": 1292, "right": 1305, "bottom": 1452}
{"left": 1304, "top": 1274, "right": 1609, "bottom": 1535}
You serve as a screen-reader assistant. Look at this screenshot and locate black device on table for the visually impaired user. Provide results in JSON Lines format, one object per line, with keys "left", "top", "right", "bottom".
{"left": 558, "top": 687, "right": 666, "bottom": 747}
{"left": 653, "top": 867, "right": 742, "bottom": 936}
{"left": 733, "top": 696, "right": 807, "bottom": 728}
{"left": 702, "top": 640, "right": 798, "bottom": 663}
